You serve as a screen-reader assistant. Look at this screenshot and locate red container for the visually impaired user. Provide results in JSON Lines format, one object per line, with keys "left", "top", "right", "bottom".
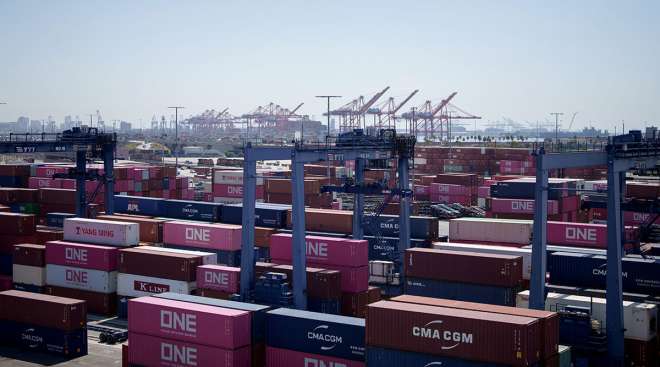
{"left": 198, "top": 288, "right": 234, "bottom": 300}
{"left": 0, "top": 234, "right": 39, "bottom": 253}
{"left": 96, "top": 214, "right": 165, "bottom": 243}
{"left": 163, "top": 221, "right": 242, "bottom": 251}
{"left": 313, "top": 263, "right": 368, "bottom": 293}
{"left": 0, "top": 290, "right": 86, "bottom": 331}
{"left": 490, "top": 198, "right": 559, "bottom": 215}
{"left": 44, "top": 285, "right": 117, "bottom": 316}
{"left": 430, "top": 183, "right": 470, "bottom": 195}
{"left": 128, "top": 297, "right": 251, "bottom": 349}
{"left": 366, "top": 300, "right": 541, "bottom": 366}
{"left": 0, "top": 275, "right": 11, "bottom": 291}
{"left": 46, "top": 240, "right": 119, "bottom": 271}
{"left": 391, "top": 295, "right": 559, "bottom": 359}
{"left": 196, "top": 265, "right": 240, "bottom": 293}
{"left": 266, "top": 347, "right": 365, "bottom": 367}
{"left": 430, "top": 194, "right": 472, "bottom": 205}
{"left": 270, "top": 265, "right": 342, "bottom": 299}
{"left": 341, "top": 286, "right": 382, "bottom": 318}
{"left": 286, "top": 208, "right": 353, "bottom": 234}
{"left": 405, "top": 248, "right": 523, "bottom": 287}
{"left": 39, "top": 188, "right": 76, "bottom": 204}
{"left": 119, "top": 247, "right": 202, "bottom": 281}
{"left": 128, "top": 332, "right": 250, "bottom": 367}
{"left": 29, "top": 177, "right": 62, "bottom": 189}
{"left": 36, "top": 227, "right": 64, "bottom": 245}
{"left": 35, "top": 166, "right": 69, "bottom": 177}
{"left": 0, "top": 213, "right": 35, "bottom": 235}
{"left": 270, "top": 233, "right": 367, "bottom": 267}
{"left": 13, "top": 243, "right": 46, "bottom": 267}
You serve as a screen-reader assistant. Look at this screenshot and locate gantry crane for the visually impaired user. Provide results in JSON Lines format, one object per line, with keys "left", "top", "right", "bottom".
{"left": 326, "top": 87, "right": 391, "bottom": 132}
{"left": 366, "top": 89, "right": 419, "bottom": 131}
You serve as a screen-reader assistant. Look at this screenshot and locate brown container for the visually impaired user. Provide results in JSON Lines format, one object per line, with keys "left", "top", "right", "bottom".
{"left": 254, "top": 227, "right": 276, "bottom": 247}
{"left": 96, "top": 214, "right": 165, "bottom": 243}
{"left": 0, "top": 188, "right": 38, "bottom": 204}
{"left": 286, "top": 208, "right": 353, "bottom": 234}
{"left": 391, "top": 295, "right": 559, "bottom": 359}
{"left": 36, "top": 226, "right": 64, "bottom": 245}
{"left": 198, "top": 288, "right": 233, "bottom": 300}
{"left": 627, "top": 182, "right": 660, "bottom": 199}
{"left": 271, "top": 264, "right": 342, "bottom": 299}
{"left": 341, "top": 286, "right": 382, "bottom": 317}
{"left": 0, "top": 234, "right": 39, "bottom": 253}
{"left": 39, "top": 188, "right": 76, "bottom": 205}
{"left": 0, "top": 213, "right": 36, "bottom": 235}
{"left": 12, "top": 243, "right": 46, "bottom": 267}
{"left": 0, "top": 164, "right": 30, "bottom": 177}
{"left": 625, "top": 337, "right": 658, "bottom": 367}
{"left": 405, "top": 248, "right": 523, "bottom": 287}
{"left": 122, "top": 343, "right": 129, "bottom": 367}
{"left": 255, "top": 262, "right": 276, "bottom": 278}
{"left": 44, "top": 286, "right": 117, "bottom": 316}
{"left": 366, "top": 300, "right": 541, "bottom": 366}
{"left": 0, "top": 290, "right": 87, "bottom": 331}
{"left": 118, "top": 247, "right": 202, "bottom": 281}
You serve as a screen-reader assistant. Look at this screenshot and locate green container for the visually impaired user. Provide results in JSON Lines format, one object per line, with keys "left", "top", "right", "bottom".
{"left": 14, "top": 202, "right": 40, "bottom": 215}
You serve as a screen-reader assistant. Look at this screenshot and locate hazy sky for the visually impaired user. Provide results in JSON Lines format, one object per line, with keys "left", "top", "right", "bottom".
{"left": 0, "top": 1, "right": 658, "bottom": 131}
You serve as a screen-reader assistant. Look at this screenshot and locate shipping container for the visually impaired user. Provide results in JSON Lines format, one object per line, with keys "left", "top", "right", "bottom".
{"left": 366, "top": 300, "right": 541, "bottom": 366}
{"left": 367, "top": 236, "right": 429, "bottom": 263}
{"left": 46, "top": 264, "right": 117, "bottom": 293}
{"left": 128, "top": 332, "right": 250, "bottom": 367}
{"left": 366, "top": 347, "right": 511, "bottom": 367}
{"left": 490, "top": 198, "right": 559, "bottom": 215}
{"left": 114, "top": 195, "right": 164, "bottom": 216}
{"left": 12, "top": 264, "right": 46, "bottom": 287}
{"left": 129, "top": 297, "right": 250, "bottom": 349}
{"left": 266, "top": 308, "right": 365, "bottom": 361}
{"left": 163, "top": 199, "right": 223, "bottom": 222}
{"left": 12, "top": 243, "right": 46, "bottom": 267}
{"left": 270, "top": 233, "right": 368, "bottom": 267}
{"left": 366, "top": 215, "right": 439, "bottom": 240}
{"left": 165, "top": 244, "right": 241, "bottom": 267}
{"left": 0, "top": 212, "right": 35, "bottom": 235}
{"left": 405, "top": 277, "right": 517, "bottom": 306}
{"left": 138, "top": 245, "right": 217, "bottom": 265}
{"left": 117, "top": 273, "right": 196, "bottom": 298}
{"left": 0, "top": 290, "right": 86, "bottom": 331}
{"left": 433, "top": 242, "right": 532, "bottom": 280}
{"left": 516, "top": 290, "right": 657, "bottom": 341}
{"left": 163, "top": 221, "right": 242, "bottom": 251}
{"left": 118, "top": 247, "right": 202, "bottom": 281}
{"left": 391, "top": 295, "right": 559, "bottom": 359}
{"left": 0, "top": 320, "right": 87, "bottom": 357}
{"left": 270, "top": 265, "right": 342, "bottom": 299}
{"left": 45, "top": 241, "right": 118, "bottom": 271}
{"left": 63, "top": 218, "right": 139, "bottom": 246}
{"left": 267, "top": 346, "right": 365, "bottom": 367}
{"left": 221, "top": 203, "right": 290, "bottom": 228}
{"left": 13, "top": 283, "right": 44, "bottom": 293}
{"left": 96, "top": 214, "right": 165, "bottom": 243}
{"left": 341, "top": 286, "right": 382, "bottom": 318}
{"left": 491, "top": 178, "right": 579, "bottom": 200}
{"left": 196, "top": 265, "right": 240, "bottom": 293}
{"left": 449, "top": 218, "right": 532, "bottom": 245}
{"left": 44, "top": 285, "right": 117, "bottom": 316}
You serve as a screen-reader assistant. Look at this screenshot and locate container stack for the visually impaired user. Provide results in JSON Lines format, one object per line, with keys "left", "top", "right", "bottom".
{"left": 0, "top": 290, "right": 87, "bottom": 358}
{"left": 266, "top": 308, "right": 366, "bottom": 367}
{"left": 95, "top": 214, "right": 166, "bottom": 244}
{"left": 270, "top": 264, "right": 343, "bottom": 314}
{"left": 12, "top": 244, "right": 46, "bottom": 293}
{"left": 0, "top": 212, "right": 38, "bottom": 289}
{"left": 163, "top": 220, "right": 243, "bottom": 266}
{"left": 264, "top": 177, "right": 332, "bottom": 208}
{"left": 429, "top": 173, "right": 480, "bottom": 205}
{"left": 127, "top": 296, "right": 251, "bottom": 367}
{"left": 212, "top": 169, "right": 264, "bottom": 204}
{"left": 404, "top": 248, "right": 523, "bottom": 306}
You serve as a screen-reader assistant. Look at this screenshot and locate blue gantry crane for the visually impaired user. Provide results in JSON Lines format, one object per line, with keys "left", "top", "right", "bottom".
{"left": 0, "top": 127, "right": 117, "bottom": 216}
{"left": 239, "top": 129, "right": 416, "bottom": 309}
{"left": 530, "top": 131, "right": 660, "bottom": 366}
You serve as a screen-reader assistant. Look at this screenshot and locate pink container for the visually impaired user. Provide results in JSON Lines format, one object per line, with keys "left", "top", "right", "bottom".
{"left": 414, "top": 185, "right": 429, "bottom": 196}
{"left": 625, "top": 211, "right": 660, "bottom": 225}
{"left": 429, "top": 183, "right": 469, "bottom": 195}
{"left": 128, "top": 332, "right": 250, "bottom": 367}
{"left": 266, "top": 347, "right": 365, "bottom": 367}
{"left": 477, "top": 186, "right": 490, "bottom": 198}
{"left": 115, "top": 180, "right": 135, "bottom": 192}
{"left": 491, "top": 198, "right": 559, "bottom": 215}
{"left": 45, "top": 240, "right": 118, "bottom": 271}
{"left": 196, "top": 265, "right": 240, "bottom": 293}
{"left": 163, "top": 221, "right": 242, "bottom": 251}
{"left": 28, "top": 177, "right": 62, "bottom": 189}
{"left": 270, "top": 234, "right": 368, "bottom": 267}
{"left": 213, "top": 184, "right": 244, "bottom": 198}
{"left": 559, "top": 195, "right": 580, "bottom": 212}
{"left": 430, "top": 194, "right": 472, "bottom": 205}
{"left": 547, "top": 222, "right": 606, "bottom": 248}
{"left": 63, "top": 218, "right": 139, "bottom": 246}
{"left": 128, "top": 297, "right": 250, "bottom": 349}
{"left": 35, "top": 166, "right": 69, "bottom": 177}
{"left": 61, "top": 179, "right": 76, "bottom": 189}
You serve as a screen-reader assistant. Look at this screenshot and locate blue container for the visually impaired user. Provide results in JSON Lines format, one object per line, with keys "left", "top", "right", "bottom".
{"left": 255, "top": 246, "right": 270, "bottom": 262}
{"left": 153, "top": 292, "right": 272, "bottom": 343}
{"left": 266, "top": 308, "right": 365, "bottom": 361}
{"left": 114, "top": 195, "right": 164, "bottom": 216}
{"left": 162, "top": 177, "right": 170, "bottom": 190}
{"left": 46, "top": 212, "right": 76, "bottom": 228}
{"left": 164, "top": 245, "right": 241, "bottom": 266}
{"left": 0, "top": 176, "right": 26, "bottom": 187}
{"left": 548, "top": 251, "right": 660, "bottom": 295}
{"left": 366, "top": 236, "right": 429, "bottom": 262}
{"left": 405, "top": 277, "right": 517, "bottom": 306}
{"left": 13, "top": 283, "right": 44, "bottom": 293}
{"left": 367, "top": 347, "right": 510, "bottom": 367}
{"left": 163, "top": 199, "right": 223, "bottom": 222}
{"left": 0, "top": 254, "right": 12, "bottom": 275}
{"left": 117, "top": 296, "right": 132, "bottom": 319}
{"left": 559, "top": 313, "right": 592, "bottom": 346}
{"left": 365, "top": 215, "right": 437, "bottom": 239}
{"left": 0, "top": 320, "right": 87, "bottom": 357}
{"left": 491, "top": 180, "right": 577, "bottom": 200}
{"left": 221, "top": 203, "right": 290, "bottom": 228}
{"left": 307, "top": 297, "right": 341, "bottom": 315}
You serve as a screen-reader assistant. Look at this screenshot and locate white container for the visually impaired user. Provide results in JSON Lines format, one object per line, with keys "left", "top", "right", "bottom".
{"left": 449, "top": 217, "right": 533, "bottom": 245}
{"left": 213, "top": 197, "right": 243, "bottom": 204}
{"left": 516, "top": 290, "right": 657, "bottom": 342}
{"left": 46, "top": 264, "right": 117, "bottom": 294}
{"left": 63, "top": 218, "right": 139, "bottom": 246}
{"left": 433, "top": 242, "right": 532, "bottom": 280}
{"left": 117, "top": 272, "right": 196, "bottom": 298}
{"left": 213, "top": 169, "right": 264, "bottom": 186}
{"left": 13, "top": 264, "right": 46, "bottom": 286}
{"left": 137, "top": 246, "right": 217, "bottom": 265}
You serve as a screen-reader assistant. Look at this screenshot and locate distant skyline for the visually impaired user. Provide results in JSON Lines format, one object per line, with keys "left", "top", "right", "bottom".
{"left": 0, "top": 1, "right": 658, "bottom": 132}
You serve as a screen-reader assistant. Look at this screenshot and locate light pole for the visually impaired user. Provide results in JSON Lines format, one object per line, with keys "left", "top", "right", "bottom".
{"left": 315, "top": 95, "right": 341, "bottom": 179}
{"left": 550, "top": 112, "right": 563, "bottom": 142}
{"left": 168, "top": 106, "right": 184, "bottom": 170}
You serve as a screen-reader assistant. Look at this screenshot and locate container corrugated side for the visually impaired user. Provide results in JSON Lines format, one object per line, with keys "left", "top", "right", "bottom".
{"left": 196, "top": 265, "right": 240, "bottom": 293}
{"left": 270, "top": 233, "right": 368, "bottom": 267}
{"left": 0, "top": 320, "right": 87, "bottom": 357}
{"left": 138, "top": 245, "right": 217, "bottom": 265}
{"left": 118, "top": 247, "right": 202, "bottom": 281}
{"left": 12, "top": 264, "right": 46, "bottom": 287}
{"left": 267, "top": 346, "right": 365, "bottom": 367}
{"left": 405, "top": 277, "right": 517, "bottom": 306}
{"left": 163, "top": 221, "right": 242, "bottom": 251}
{"left": 366, "top": 346, "right": 510, "bottom": 367}
{"left": 117, "top": 273, "right": 196, "bottom": 298}
{"left": 449, "top": 218, "right": 532, "bottom": 245}
{"left": 45, "top": 241, "right": 118, "bottom": 271}
{"left": 0, "top": 290, "right": 86, "bottom": 331}
{"left": 433, "top": 242, "right": 532, "bottom": 280}
{"left": 114, "top": 195, "right": 164, "bottom": 216}
{"left": 63, "top": 218, "right": 139, "bottom": 246}
{"left": 46, "top": 264, "right": 117, "bottom": 294}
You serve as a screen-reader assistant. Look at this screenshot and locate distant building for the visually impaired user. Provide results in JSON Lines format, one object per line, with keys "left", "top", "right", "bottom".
{"left": 645, "top": 126, "right": 657, "bottom": 139}
{"left": 29, "top": 120, "right": 42, "bottom": 132}
{"left": 16, "top": 116, "right": 29, "bottom": 132}
{"left": 120, "top": 121, "right": 132, "bottom": 132}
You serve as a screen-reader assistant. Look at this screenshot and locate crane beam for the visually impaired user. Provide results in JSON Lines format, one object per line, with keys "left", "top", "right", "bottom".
{"left": 357, "top": 86, "right": 390, "bottom": 116}
{"left": 431, "top": 92, "right": 457, "bottom": 117}
{"left": 392, "top": 89, "right": 419, "bottom": 115}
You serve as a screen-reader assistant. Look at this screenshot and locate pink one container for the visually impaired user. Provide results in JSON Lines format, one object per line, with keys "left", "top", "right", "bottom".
{"left": 266, "top": 347, "right": 365, "bottom": 367}
{"left": 163, "top": 221, "right": 242, "bottom": 251}
{"left": 28, "top": 177, "right": 62, "bottom": 189}
{"left": 269, "top": 234, "right": 368, "bottom": 267}
{"left": 128, "top": 332, "right": 250, "bottom": 367}
{"left": 273, "top": 257, "right": 369, "bottom": 293}
{"left": 477, "top": 186, "right": 490, "bottom": 198}
{"left": 35, "top": 166, "right": 69, "bottom": 178}
{"left": 491, "top": 198, "right": 559, "bottom": 215}
{"left": 212, "top": 184, "right": 244, "bottom": 198}
{"left": 547, "top": 221, "right": 606, "bottom": 248}
{"left": 196, "top": 265, "right": 240, "bottom": 293}
{"left": 128, "top": 297, "right": 250, "bottom": 349}
{"left": 431, "top": 194, "right": 472, "bottom": 205}
{"left": 429, "top": 183, "right": 469, "bottom": 195}
{"left": 45, "top": 240, "right": 118, "bottom": 271}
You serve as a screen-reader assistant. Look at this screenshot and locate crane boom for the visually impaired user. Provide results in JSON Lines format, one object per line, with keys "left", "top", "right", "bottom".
{"left": 392, "top": 89, "right": 419, "bottom": 114}
{"left": 431, "top": 92, "right": 458, "bottom": 117}
{"left": 358, "top": 86, "right": 390, "bottom": 116}
{"left": 290, "top": 102, "right": 304, "bottom": 115}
